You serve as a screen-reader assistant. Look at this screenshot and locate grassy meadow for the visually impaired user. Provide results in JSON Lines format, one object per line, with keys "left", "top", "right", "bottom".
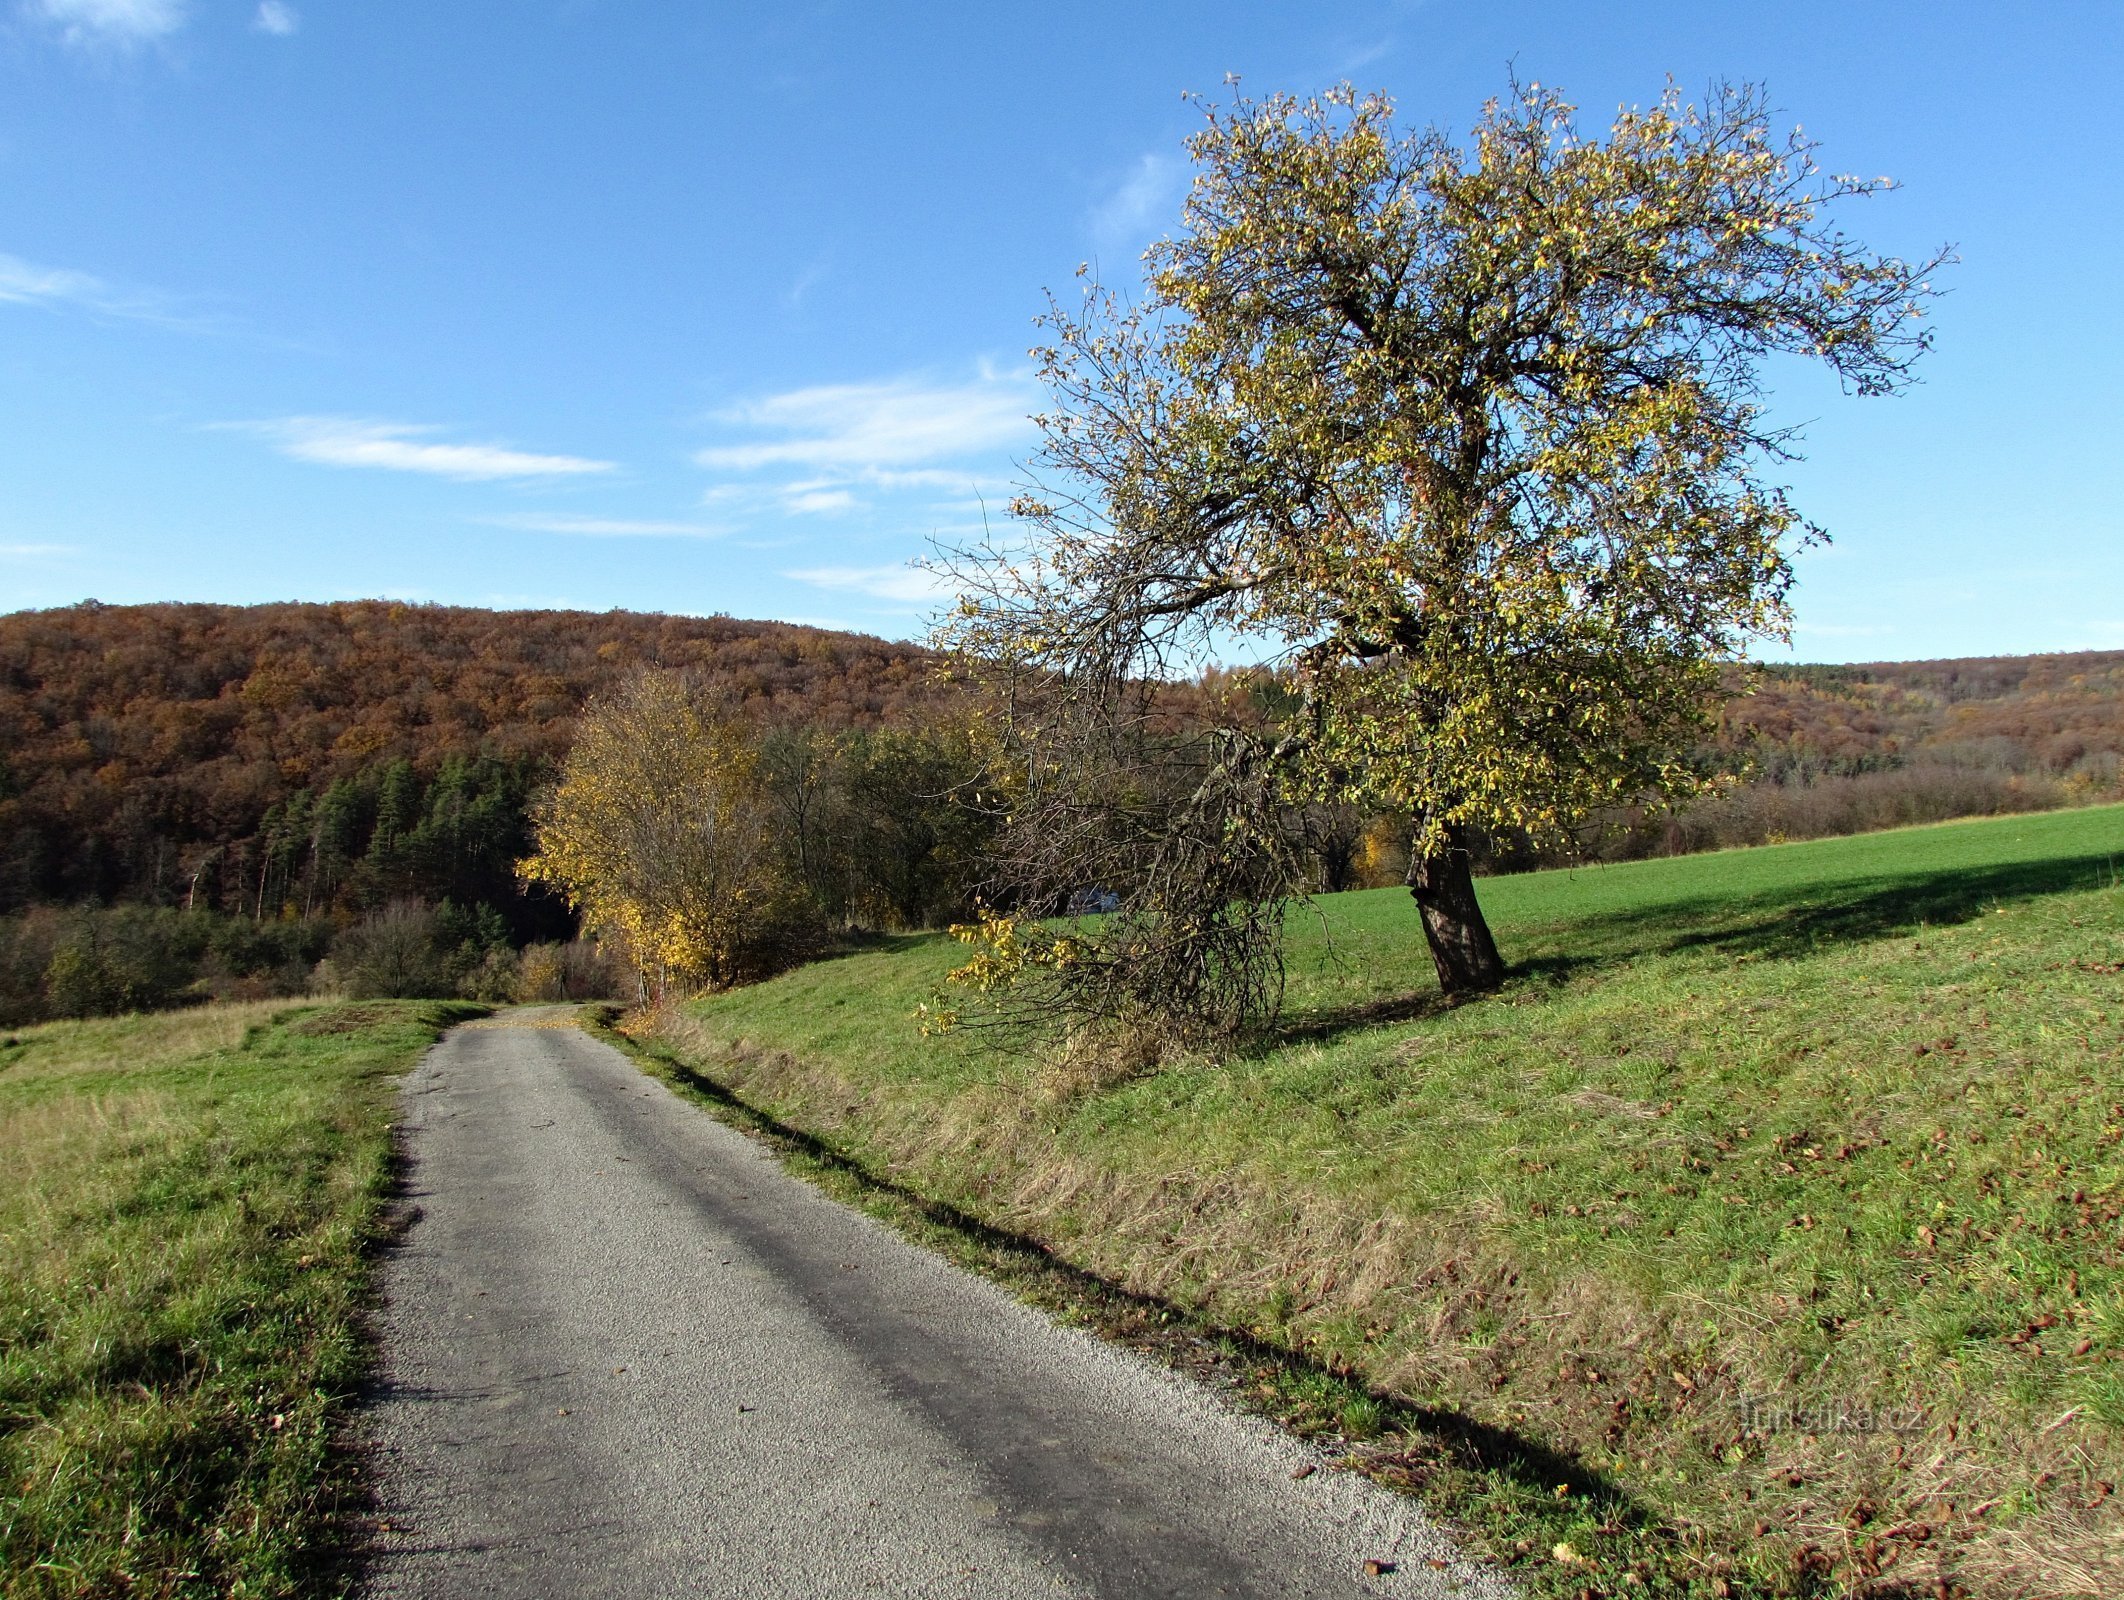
{"left": 637, "top": 804, "right": 2124, "bottom": 1599}
{"left": 0, "top": 999, "right": 482, "bottom": 1599}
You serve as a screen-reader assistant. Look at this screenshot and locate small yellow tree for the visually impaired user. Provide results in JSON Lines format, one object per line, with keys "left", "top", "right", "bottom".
{"left": 520, "top": 672, "right": 812, "bottom": 992}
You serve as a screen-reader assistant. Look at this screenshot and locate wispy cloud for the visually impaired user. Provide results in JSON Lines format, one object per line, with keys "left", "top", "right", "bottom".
{"left": 245, "top": 417, "right": 615, "bottom": 481}
{"left": 783, "top": 257, "right": 830, "bottom": 309}
{"left": 0, "top": 250, "right": 187, "bottom": 325}
{"left": 1090, "top": 151, "right": 1187, "bottom": 254}
{"left": 784, "top": 563, "right": 951, "bottom": 606}
{"left": 863, "top": 465, "right": 1013, "bottom": 492}
{"left": 479, "top": 513, "right": 723, "bottom": 539}
{"left": 0, "top": 542, "right": 74, "bottom": 559}
{"left": 29, "top": 0, "right": 185, "bottom": 45}
{"left": 253, "top": 0, "right": 296, "bottom": 34}
{"left": 782, "top": 486, "right": 858, "bottom": 516}
{"left": 698, "top": 373, "right": 1034, "bottom": 474}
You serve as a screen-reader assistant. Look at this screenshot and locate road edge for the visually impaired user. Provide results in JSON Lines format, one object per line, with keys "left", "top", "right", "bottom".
{"left": 579, "top": 1003, "right": 1773, "bottom": 1600}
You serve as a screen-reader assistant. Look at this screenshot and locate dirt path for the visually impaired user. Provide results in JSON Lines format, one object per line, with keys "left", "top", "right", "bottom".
{"left": 360, "top": 1010, "right": 1508, "bottom": 1599}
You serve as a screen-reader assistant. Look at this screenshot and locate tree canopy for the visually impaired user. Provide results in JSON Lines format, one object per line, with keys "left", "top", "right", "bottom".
{"left": 943, "top": 78, "right": 1946, "bottom": 1003}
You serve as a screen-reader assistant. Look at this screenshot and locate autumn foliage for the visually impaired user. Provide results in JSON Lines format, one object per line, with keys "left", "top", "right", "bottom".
{"left": 521, "top": 673, "right": 820, "bottom": 992}
{"left": 0, "top": 595, "right": 2119, "bottom": 1022}
{"left": 0, "top": 599, "right": 951, "bottom": 918}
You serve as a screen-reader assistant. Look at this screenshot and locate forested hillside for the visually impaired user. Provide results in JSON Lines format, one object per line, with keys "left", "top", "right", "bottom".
{"left": 1731, "top": 652, "right": 2124, "bottom": 778}
{"left": 0, "top": 600, "right": 950, "bottom": 919}
{"left": 1616, "top": 649, "right": 2124, "bottom": 856}
{"left": 1, "top": 600, "right": 2119, "bottom": 1024}
{"left": 5, "top": 603, "right": 2121, "bottom": 919}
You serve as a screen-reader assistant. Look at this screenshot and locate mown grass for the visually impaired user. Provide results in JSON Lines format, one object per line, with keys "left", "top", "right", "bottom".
{"left": 0, "top": 998, "right": 483, "bottom": 1599}
{"left": 645, "top": 804, "right": 2124, "bottom": 1598}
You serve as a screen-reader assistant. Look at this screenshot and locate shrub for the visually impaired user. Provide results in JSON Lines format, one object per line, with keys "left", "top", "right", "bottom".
{"left": 515, "top": 939, "right": 628, "bottom": 1003}
{"left": 330, "top": 903, "right": 459, "bottom": 999}
{"left": 456, "top": 945, "right": 521, "bottom": 1002}
{"left": 40, "top": 908, "right": 206, "bottom": 1018}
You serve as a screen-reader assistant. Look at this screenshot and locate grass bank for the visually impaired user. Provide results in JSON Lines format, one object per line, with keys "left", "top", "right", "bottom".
{"left": 636, "top": 805, "right": 2124, "bottom": 1599}
{"left": 0, "top": 998, "right": 483, "bottom": 1599}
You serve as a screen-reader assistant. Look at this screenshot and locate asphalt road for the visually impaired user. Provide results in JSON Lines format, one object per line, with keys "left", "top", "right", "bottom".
{"left": 360, "top": 1009, "right": 1511, "bottom": 1600}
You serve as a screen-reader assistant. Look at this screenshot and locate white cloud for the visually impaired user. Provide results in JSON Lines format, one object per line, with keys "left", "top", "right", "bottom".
{"left": 0, "top": 542, "right": 73, "bottom": 559}
{"left": 1090, "top": 151, "right": 1187, "bottom": 253}
{"left": 1326, "top": 35, "right": 1394, "bottom": 76}
{"left": 253, "top": 0, "right": 295, "bottom": 34}
{"left": 479, "top": 513, "right": 723, "bottom": 539}
{"left": 29, "top": 0, "right": 185, "bottom": 45}
{"left": 248, "top": 417, "right": 615, "bottom": 481}
{"left": 783, "top": 487, "right": 858, "bottom": 516}
{"left": 863, "top": 465, "right": 1013, "bottom": 492}
{"left": 0, "top": 254, "right": 103, "bottom": 305}
{"left": 0, "top": 250, "right": 183, "bottom": 324}
{"left": 784, "top": 563, "right": 951, "bottom": 606}
{"left": 697, "top": 374, "right": 1034, "bottom": 474}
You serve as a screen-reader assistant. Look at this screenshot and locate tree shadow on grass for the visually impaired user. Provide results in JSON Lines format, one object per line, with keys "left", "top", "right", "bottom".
{"left": 1280, "top": 852, "right": 2121, "bottom": 1050}
{"left": 1272, "top": 988, "right": 1459, "bottom": 1045}
{"left": 1518, "top": 850, "right": 2121, "bottom": 982}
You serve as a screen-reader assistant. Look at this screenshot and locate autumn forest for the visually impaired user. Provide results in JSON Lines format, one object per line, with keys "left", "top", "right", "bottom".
{"left": 2, "top": 598, "right": 2119, "bottom": 1024}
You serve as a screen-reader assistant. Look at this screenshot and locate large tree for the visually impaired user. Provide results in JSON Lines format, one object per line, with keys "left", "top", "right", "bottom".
{"left": 943, "top": 79, "right": 1945, "bottom": 1000}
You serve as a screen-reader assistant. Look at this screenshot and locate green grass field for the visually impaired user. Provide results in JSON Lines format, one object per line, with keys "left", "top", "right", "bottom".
{"left": 649, "top": 804, "right": 2124, "bottom": 1599}
{"left": 0, "top": 999, "right": 481, "bottom": 1600}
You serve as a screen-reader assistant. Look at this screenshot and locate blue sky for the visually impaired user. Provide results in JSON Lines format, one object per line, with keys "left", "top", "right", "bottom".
{"left": 1, "top": 1, "right": 2117, "bottom": 662}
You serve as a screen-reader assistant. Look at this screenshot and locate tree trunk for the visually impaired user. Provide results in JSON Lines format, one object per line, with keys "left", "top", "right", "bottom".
{"left": 1407, "top": 825, "right": 1506, "bottom": 995}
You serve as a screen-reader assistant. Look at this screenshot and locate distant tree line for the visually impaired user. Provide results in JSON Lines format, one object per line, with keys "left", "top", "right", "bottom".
{"left": 1, "top": 599, "right": 2119, "bottom": 1022}
{"left": 0, "top": 600, "right": 952, "bottom": 915}
{"left": 0, "top": 899, "right": 628, "bottom": 1029}
{"left": 0, "top": 602, "right": 976, "bottom": 1021}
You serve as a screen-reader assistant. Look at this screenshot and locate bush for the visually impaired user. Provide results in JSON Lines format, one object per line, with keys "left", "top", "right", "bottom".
{"left": 1596, "top": 764, "right": 2069, "bottom": 862}
{"left": 39, "top": 908, "right": 206, "bottom": 1019}
{"left": 203, "top": 915, "right": 333, "bottom": 1001}
{"left": 455, "top": 945, "right": 521, "bottom": 1002}
{"left": 515, "top": 939, "right": 628, "bottom": 1003}
{"left": 330, "top": 903, "right": 459, "bottom": 999}
{"left": 520, "top": 671, "right": 826, "bottom": 993}
{"left": 0, "top": 899, "right": 612, "bottom": 1019}
{"left": 0, "top": 909, "right": 64, "bottom": 1027}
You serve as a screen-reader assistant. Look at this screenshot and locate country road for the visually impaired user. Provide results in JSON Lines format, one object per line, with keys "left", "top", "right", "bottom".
{"left": 360, "top": 1010, "right": 1509, "bottom": 1600}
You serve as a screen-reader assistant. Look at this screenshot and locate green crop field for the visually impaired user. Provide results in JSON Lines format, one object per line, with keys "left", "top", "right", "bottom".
{"left": 643, "top": 804, "right": 2124, "bottom": 1598}
{"left": 0, "top": 999, "right": 481, "bottom": 1600}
